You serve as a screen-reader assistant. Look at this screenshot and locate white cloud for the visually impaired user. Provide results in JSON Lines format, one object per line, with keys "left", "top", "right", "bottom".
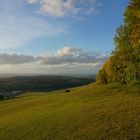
{"left": 27, "top": 0, "right": 97, "bottom": 17}
{"left": 0, "top": 47, "right": 108, "bottom": 65}
{"left": 37, "top": 47, "right": 108, "bottom": 65}
{"left": 0, "top": 54, "right": 35, "bottom": 64}
{"left": 0, "top": 47, "right": 109, "bottom": 65}
{"left": 0, "top": 47, "right": 109, "bottom": 74}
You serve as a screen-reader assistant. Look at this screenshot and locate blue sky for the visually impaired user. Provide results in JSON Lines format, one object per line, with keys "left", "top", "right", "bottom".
{"left": 0, "top": 0, "right": 129, "bottom": 75}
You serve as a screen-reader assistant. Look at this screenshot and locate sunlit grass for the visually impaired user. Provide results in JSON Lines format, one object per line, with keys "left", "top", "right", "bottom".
{"left": 0, "top": 83, "right": 140, "bottom": 140}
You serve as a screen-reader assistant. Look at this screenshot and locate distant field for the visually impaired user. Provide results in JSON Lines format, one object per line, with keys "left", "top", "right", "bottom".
{"left": 0, "top": 83, "right": 140, "bottom": 140}
{"left": 0, "top": 75, "right": 95, "bottom": 93}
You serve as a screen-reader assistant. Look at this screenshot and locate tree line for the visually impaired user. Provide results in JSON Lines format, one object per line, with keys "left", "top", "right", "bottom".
{"left": 97, "top": 0, "right": 140, "bottom": 85}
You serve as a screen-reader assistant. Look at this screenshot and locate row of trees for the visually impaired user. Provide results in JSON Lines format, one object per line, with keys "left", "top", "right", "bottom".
{"left": 97, "top": 0, "right": 140, "bottom": 84}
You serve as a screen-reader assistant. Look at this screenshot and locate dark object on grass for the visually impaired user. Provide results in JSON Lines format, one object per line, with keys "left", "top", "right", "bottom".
{"left": 65, "top": 89, "right": 71, "bottom": 93}
{"left": 0, "top": 94, "right": 4, "bottom": 99}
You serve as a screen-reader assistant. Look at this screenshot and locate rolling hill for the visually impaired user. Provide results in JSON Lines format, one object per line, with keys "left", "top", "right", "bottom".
{"left": 0, "top": 83, "right": 140, "bottom": 140}
{"left": 0, "top": 75, "right": 95, "bottom": 93}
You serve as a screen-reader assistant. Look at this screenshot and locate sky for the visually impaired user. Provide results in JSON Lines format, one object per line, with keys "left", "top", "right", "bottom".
{"left": 0, "top": 0, "right": 129, "bottom": 75}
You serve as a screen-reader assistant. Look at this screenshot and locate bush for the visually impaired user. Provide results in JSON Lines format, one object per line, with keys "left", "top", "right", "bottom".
{"left": 65, "top": 89, "right": 71, "bottom": 93}
{"left": 96, "top": 68, "right": 108, "bottom": 84}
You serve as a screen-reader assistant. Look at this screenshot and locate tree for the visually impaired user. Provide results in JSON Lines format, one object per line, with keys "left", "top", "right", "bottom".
{"left": 96, "top": 68, "right": 108, "bottom": 84}
{"left": 97, "top": 0, "right": 140, "bottom": 84}
{"left": 125, "top": 0, "right": 140, "bottom": 83}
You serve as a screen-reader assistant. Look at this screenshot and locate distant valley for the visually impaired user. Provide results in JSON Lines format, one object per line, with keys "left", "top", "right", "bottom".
{"left": 0, "top": 75, "right": 95, "bottom": 99}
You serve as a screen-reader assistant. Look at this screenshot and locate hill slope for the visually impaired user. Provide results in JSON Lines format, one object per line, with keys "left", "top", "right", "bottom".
{"left": 0, "top": 83, "right": 140, "bottom": 140}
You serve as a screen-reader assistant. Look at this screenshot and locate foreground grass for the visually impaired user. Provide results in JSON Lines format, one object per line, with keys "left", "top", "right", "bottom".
{"left": 0, "top": 83, "right": 140, "bottom": 140}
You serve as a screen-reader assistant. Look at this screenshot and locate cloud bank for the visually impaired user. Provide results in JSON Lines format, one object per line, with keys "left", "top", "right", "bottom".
{"left": 37, "top": 47, "right": 108, "bottom": 65}
{"left": 0, "top": 47, "right": 109, "bottom": 74}
{"left": 0, "top": 54, "right": 35, "bottom": 64}
{"left": 0, "top": 47, "right": 108, "bottom": 65}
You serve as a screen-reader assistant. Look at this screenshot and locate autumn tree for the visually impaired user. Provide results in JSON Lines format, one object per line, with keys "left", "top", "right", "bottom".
{"left": 97, "top": 0, "right": 140, "bottom": 84}
{"left": 96, "top": 68, "right": 108, "bottom": 84}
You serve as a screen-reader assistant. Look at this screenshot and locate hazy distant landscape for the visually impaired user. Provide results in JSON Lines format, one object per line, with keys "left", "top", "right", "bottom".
{"left": 0, "top": 75, "right": 95, "bottom": 92}
{"left": 0, "top": 73, "right": 96, "bottom": 79}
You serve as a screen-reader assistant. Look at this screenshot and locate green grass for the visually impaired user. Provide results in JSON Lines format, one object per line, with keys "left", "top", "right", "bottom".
{"left": 0, "top": 83, "right": 140, "bottom": 140}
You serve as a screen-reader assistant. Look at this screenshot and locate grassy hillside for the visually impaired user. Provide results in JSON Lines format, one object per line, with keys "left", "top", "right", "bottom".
{"left": 0, "top": 83, "right": 140, "bottom": 140}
